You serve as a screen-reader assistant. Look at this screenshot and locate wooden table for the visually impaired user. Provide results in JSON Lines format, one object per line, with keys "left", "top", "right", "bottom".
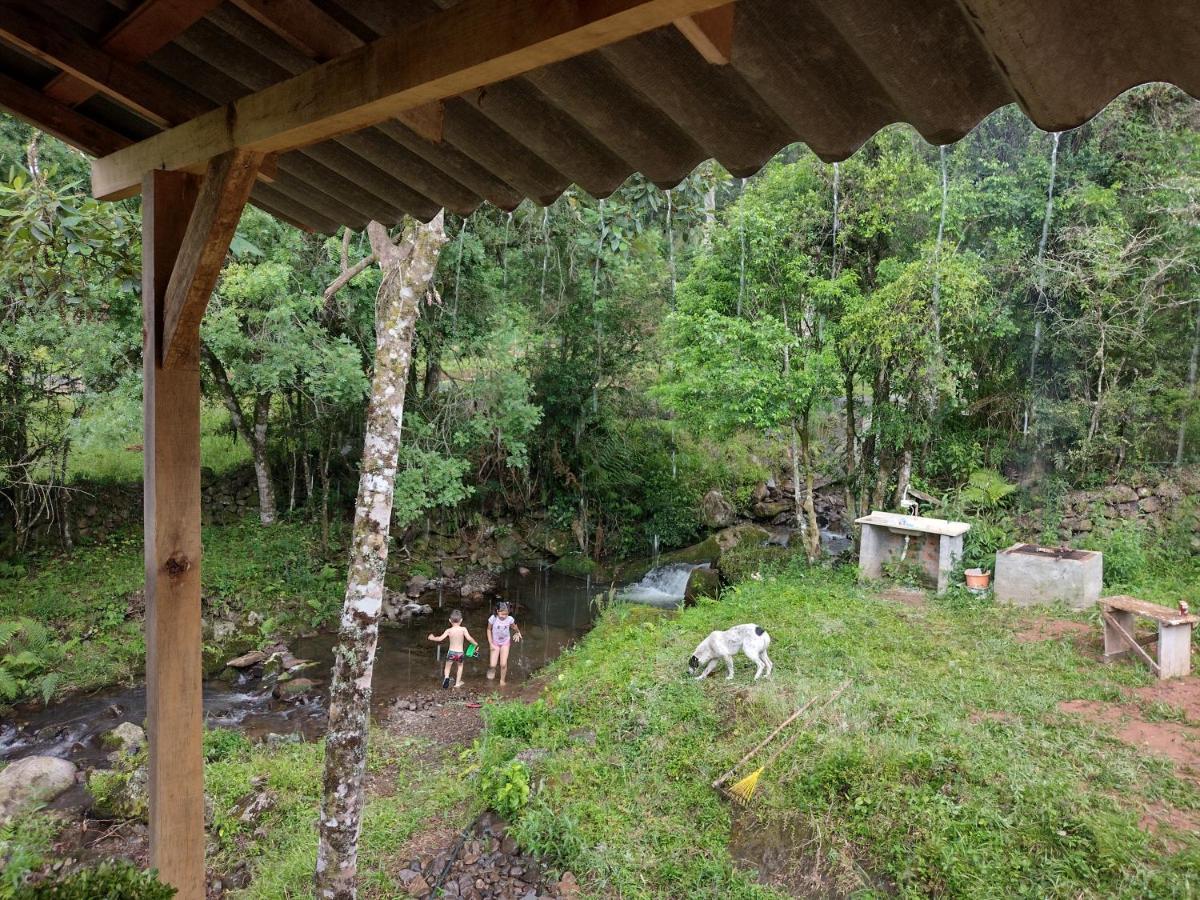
{"left": 1100, "top": 595, "right": 1197, "bottom": 679}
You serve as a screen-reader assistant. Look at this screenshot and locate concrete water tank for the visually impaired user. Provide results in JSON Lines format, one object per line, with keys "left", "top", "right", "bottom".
{"left": 994, "top": 543, "right": 1103, "bottom": 609}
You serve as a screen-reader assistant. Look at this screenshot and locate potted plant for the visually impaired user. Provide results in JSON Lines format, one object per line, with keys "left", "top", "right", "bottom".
{"left": 964, "top": 568, "right": 991, "bottom": 590}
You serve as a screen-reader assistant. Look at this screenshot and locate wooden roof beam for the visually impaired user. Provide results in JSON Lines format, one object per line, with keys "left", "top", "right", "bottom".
{"left": 0, "top": 3, "right": 208, "bottom": 129}
{"left": 0, "top": 70, "right": 131, "bottom": 157}
{"left": 44, "top": 0, "right": 225, "bottom": 107}
{"left": 161, "top": 149, "right": 263, "bottom": 369}
{"left": 91, "top": 0, "right": 737, "bottom": 200}
{"left": 230, "top": 0, "right": 444, "bottom": 142}
{"left": 674, "top": 4, "right": 735, "bottom": 65}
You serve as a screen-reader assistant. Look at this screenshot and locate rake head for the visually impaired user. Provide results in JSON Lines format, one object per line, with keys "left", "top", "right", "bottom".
{"left": 727, "top": 767, "right": 764, "bottom": 805}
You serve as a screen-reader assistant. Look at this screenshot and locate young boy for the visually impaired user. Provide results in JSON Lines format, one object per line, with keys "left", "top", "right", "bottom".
{"left": 486, "top": 601, "right": 522, "bottom": 687}
{"left": 428, "top": 610, "right": 477, "bottom": 689}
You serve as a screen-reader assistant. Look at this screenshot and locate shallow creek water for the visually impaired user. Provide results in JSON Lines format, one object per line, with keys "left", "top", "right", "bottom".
{"left": 0, "top": 566, "right": 673, "bottom": 811}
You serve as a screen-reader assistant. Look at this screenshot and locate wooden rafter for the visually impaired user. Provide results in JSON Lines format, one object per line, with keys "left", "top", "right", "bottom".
{"left": 674, "top": 4, "right": 735, "bottom": 64}
{"left": 0, "top": 3, "right": 207, "bottom": 129}
{"left": 43, "top": 0, "right": 224, "bottom": 107}
{"left": 91, "top": 0, "right": 737, "bottom": 200}
{"left": 230, "top": 0, "right": 445, "bottom": 142}
{"left": 0, "top": 70, "right": 130, "bottom": 157}
{"left": 161, "top": 149, "right": 263, "bottom": 369}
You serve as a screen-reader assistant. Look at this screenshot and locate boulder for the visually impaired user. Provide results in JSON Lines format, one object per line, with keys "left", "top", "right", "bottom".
{"left": 751, "top": 499, "right": 792, "bottom": 520}
{"left": 101, "top": 722, "right": 146, "bottom": 760}
{"left": 0, "top": 756, "right": 77, "bottom": 823}
{"left": 1138, "top": 496, "right": 1162, "bottom": 514}
{"left": 751, "top": 482, "right": 769, "bottom": 502}
{"left": 1156, "top": 481, "right": 1184, "bottom": 502}
{"left": 1105, "top": 484, "right": 1138, "bottom": 504}
{"left": 405, "top": 574, "right": 429, "bottom": 597}
{"left": 714, "top": 524, "right": 771, "bottom": 554}
{"left": 272, "top": 677, "right": 319, "bottom": 700}
{"left": 700, "top": 490, "right": 736, "bottom": 528}
{"left": 764, "top": 527, "right": 791, "bottom": 548}
{"left": 226, "top": 649, "right": 268, "bottom": 669}
{"left": 683, "top": 567, "right": 721, "bottom": 605}
{"left": 88, "top": 763, "right": 148, "bottom": 820}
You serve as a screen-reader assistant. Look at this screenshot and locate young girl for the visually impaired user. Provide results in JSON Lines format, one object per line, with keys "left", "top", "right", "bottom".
{"left": 486, "top": 601, "right": 522, "bottom": 686}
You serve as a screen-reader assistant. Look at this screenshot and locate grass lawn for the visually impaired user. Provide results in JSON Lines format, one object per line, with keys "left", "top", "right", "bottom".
{"left": 5, "top": 556, "right": 1198, "bottom": 897}
{"left": 482, "top": 565, "right": 1200, "bottom": 898}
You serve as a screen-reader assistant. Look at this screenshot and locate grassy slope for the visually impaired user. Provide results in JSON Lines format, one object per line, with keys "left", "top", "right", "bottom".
{"left": 0, "top": 519, "right": 344, "bottom": 700}
{"left": 497, "top": 566, "right": 1199, "bottom": 898}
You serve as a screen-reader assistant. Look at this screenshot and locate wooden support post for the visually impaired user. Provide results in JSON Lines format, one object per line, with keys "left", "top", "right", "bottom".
{"left": 143, "top": 168, "right": 205, "bottom": 900}
{"left": 1101, "top": 610, "right": 1160, "bottom": 676}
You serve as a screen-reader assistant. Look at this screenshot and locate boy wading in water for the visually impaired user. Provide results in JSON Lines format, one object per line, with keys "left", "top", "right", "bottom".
{"left": 428, "top": 610, "right": 478, "bottom": 689}
{"left": 487, "top": 601, "right": 522, "bottom": 687}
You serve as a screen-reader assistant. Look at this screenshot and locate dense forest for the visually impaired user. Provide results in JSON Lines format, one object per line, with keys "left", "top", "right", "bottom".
{"left": 1, "top": 85, "right": 1197, "bottom": 565}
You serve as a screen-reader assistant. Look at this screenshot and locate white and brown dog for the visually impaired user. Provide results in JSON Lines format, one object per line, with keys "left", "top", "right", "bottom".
{"left": 688, "top": 623, "right": 773, "bottom": 681}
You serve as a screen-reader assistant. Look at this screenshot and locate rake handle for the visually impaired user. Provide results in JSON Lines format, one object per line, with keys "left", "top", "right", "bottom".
{"left": 712, "top": 679, "right": 851, "bottom": 789}
{"left": 755, "top": 679, "right": 851, "bottom": 773}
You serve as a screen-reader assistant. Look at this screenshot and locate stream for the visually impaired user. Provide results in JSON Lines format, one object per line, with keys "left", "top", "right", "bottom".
{"left": 0, "top": 562, "right": 705, "bottom": 810}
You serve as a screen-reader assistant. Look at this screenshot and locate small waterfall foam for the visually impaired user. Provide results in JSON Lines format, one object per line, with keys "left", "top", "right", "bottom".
{"left": 620, "top": 562, "right": 708, "bottom": 607}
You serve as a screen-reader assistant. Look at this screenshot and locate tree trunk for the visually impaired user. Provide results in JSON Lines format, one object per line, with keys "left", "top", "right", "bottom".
{"left": 251, "top": 393, "right": 277, "bottom": 525}
{"left": 315, "top": 214, "right": 446, "bottom": 900}
{"left": 893, "top": 446, "right": 913, "bottom": 511}
{"left": 789, "top": 423, "right": 803, "bottom": 533}
{"left": 799, "top": 414, "right": 821, "bottom": 562}
{"left": 201, "top": 344, "right": 276, "bottom": 524}
{"left": 1176, "top": 300, "right": 1200, "bottom": 467}
{"left": 842, "top": 365, "right": 859, "bottom": 535}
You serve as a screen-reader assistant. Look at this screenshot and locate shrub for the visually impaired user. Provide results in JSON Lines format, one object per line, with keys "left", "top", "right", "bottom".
{"left": 480, "top": 760, "right": 530, "bottom": 820}
{"left": 1078, "top": 520, "right": 1149, "bottom": 586}
{"left": 11, "top": 861, "right": 175, "bottom": 899}
{"left": 203, "top": 727, "right": 250, "bottom": 763}
{"left": 483, "top": 700, "right": 546, "bottom": 742}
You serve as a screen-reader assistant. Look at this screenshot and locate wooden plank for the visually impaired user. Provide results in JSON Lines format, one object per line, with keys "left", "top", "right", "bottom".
{"left": 161, "top": 149, "right": 263, "bottom": 369}
{"left": 673, "top": 4, "right": 735, "bottom": 64}
{"left": 854, "top": 511, "right": 971, "bottom": 537}
{"left": 230, "top": 0, "right": 446, "bottom": 141}
{"left": 1101, "top": 611, "right": 1161, "bottom": 676}
{"left": 0, "top": 3, "right": 207, "bottom": 128}
{"left": 91, "top": 0, "right": 735, "bottom": 200}
{"left": 1100, "top": 595, "right": 1198, "bottom": 626}
{"left": 142, "top": 167, "right": 206, "bottom": 900}
{"left": 0, "top": 70, "right": 131, "bottom": 157}
{"left": 44, "top": 0, "right": 224, "bottom": 107}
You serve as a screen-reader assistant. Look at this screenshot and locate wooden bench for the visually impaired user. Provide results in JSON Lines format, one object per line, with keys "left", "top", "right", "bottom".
{"left": 1100, "top": 595, "right": 1197, "bottom": 679}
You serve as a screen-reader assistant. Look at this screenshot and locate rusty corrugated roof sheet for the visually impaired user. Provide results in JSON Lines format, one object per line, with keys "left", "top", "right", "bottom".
{"left": 13, "top": 0, "right": 1200, "bottom": 232}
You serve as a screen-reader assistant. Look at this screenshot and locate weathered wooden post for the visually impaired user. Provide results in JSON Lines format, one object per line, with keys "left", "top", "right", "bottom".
{"left": 141, "top": 152, "right": 261, "bottom": 899}
{"left": 142, "top": 168, "right": 206, "bottom": 900}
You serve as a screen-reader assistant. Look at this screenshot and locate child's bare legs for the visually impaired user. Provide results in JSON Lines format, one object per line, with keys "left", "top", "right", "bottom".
{"left": 454, "top": 660, "right": 465, "bottom": 688}
{"left": 441, "top": 658, "right": 453, "bottom": 688}
{"left": 487, "top": 645, "right": 499, "bottom": 680}
{"left": 498, "top": 642, "right": 511, "bottom": 686}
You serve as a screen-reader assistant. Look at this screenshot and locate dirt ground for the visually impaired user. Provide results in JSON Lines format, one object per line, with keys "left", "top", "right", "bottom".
{"left": 1058, "top": 676, "right": 1200, "bottom": 848}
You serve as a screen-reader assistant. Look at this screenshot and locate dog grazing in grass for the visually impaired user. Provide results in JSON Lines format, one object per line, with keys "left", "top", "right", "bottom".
{"left": 689, "top": 623, "right": 773, "bottom": 681}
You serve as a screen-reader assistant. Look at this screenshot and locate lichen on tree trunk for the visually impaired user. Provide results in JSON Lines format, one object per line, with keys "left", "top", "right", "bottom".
{"left": 315, "top": 213, "right": 447, "bottom": 900}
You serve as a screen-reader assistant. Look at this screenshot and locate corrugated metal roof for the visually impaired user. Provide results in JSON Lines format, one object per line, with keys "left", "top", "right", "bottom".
{"left": 7, "top": 0, "right": 1200, "bottom": 232}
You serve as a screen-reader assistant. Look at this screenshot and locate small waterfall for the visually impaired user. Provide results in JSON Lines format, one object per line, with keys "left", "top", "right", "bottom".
{"left": 621, "top": 562, "right": 708, "bottom": 607}
{"left": 651, "top": 533, "right": 660, "bottom": 567}
{"left": 1024, "top": 130, "right": 1062, "bottom": 436}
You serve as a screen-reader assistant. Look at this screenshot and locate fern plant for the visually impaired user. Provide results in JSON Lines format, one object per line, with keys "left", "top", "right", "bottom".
{"left": 958, "top": 468, "right": 1017, "bottom": 512}
{"left": 0, "top": 617, "right": 63, "bottom": 704}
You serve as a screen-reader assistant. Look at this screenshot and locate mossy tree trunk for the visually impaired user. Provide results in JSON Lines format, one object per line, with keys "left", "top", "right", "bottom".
{"left": 315, "top": 213, "right": 447, "bottom": 900}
